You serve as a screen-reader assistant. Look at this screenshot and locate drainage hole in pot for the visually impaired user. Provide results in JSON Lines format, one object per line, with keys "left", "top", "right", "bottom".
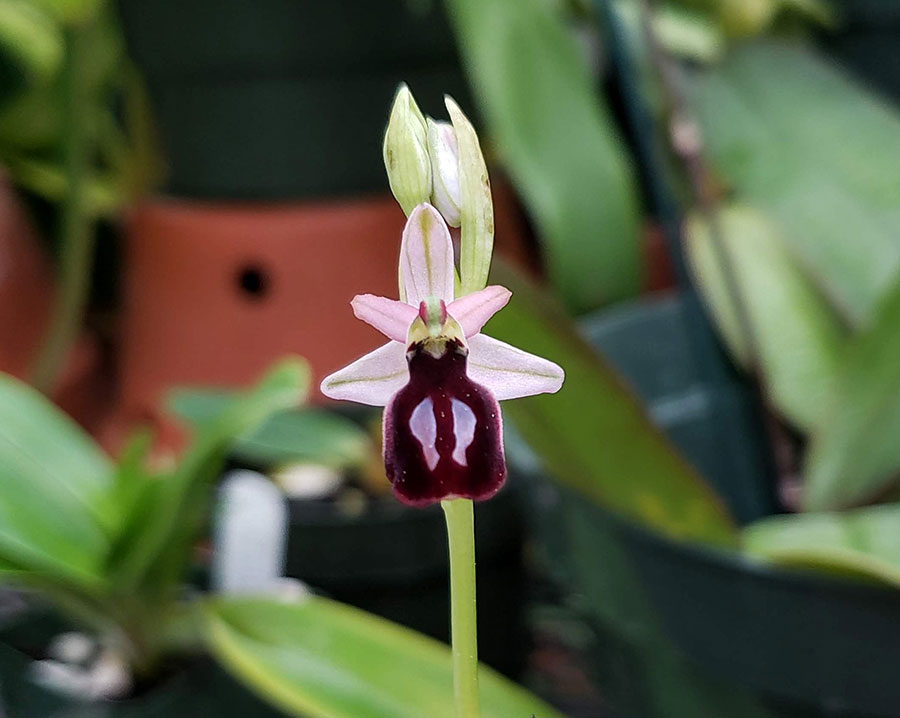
{"left": 236, "top": 264, "right": 270, "bottom": 301}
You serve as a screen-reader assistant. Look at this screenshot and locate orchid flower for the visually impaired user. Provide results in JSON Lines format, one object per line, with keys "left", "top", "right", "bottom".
{"left": 332, "top": 86, "right": 562, "bottom": 718}
{"left": 321, "top": 203, "right": 564, "bottom": 506}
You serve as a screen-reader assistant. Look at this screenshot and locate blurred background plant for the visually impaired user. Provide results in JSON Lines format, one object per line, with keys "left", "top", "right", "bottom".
{"left": 445, "top": 0, "right": 900, "bottom": 714}
{"left": 0, "top": 0, "right": 158, "bottom": 393}
{"left": 0, "top": 359, "right": 561, "bottom": 716}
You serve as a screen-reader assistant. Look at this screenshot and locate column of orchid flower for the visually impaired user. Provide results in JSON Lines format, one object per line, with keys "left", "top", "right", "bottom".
{"left": 322, "top": 86, "right": 564, "bottom": 718}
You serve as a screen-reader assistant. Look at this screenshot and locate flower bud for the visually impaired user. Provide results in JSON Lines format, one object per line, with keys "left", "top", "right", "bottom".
{"left": 426, "top": 119, "right": 462, "bottom": 228}
{"left": 383, "top": 84, "right": 432, "bottom": 215}
{"left": 444, "top": 96, "right": 494, "bottom": 296}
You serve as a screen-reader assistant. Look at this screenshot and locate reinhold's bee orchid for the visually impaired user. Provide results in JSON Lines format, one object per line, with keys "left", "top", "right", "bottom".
{"left": 321, "top": 203, "right": 564, "bottom": 505}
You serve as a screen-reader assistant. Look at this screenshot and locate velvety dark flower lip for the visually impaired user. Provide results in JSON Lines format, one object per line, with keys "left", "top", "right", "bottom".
{"left": 385, "top": 338, "right": 506, "bottom": 505}
{"left": 321, "top": 202, "right": 563, "bottom": 505}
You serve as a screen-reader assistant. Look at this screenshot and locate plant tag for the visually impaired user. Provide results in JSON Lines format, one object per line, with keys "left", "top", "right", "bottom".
{"left": 213, "top": 470, "right": 288, "bottom": 594}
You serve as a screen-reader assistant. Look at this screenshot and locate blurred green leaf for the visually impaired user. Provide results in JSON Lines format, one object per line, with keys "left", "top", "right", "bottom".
{"left": 0, "top": 82, "right": 61, "bottom": 149}
{"left": 653, "top": 3, "right": 724, "bottom": 62}
{"left": 0, "top": 373, "right": 112, "bottom": 588}
{"left": 170, "top": 391, "right": 372, "bottom": 470}
{"left": 104, "top": 429, "right": 160, "bottom": 542}
{"left": 0, "top": 0, "right": 62, "bottom": 88}
{"left": 716, "top": 0, "right": 777, "bottom": 37}
{"left": 685, "top": 204, "right": 845, "bottom": 431}
{"left": 78, "top": 8, "right": 121, "bottom": 94}
{"left": 804, "top": 284, "right": 900, "bottom": 511}
{"left": 779, "top": 0, "right": 834, "bottom": 27}
{"left": 1, "top": 154, "right": 121, "bottom": 215}
{"left": 204, "top": 596, "right": 564, "bottom": 718}
{"left": 487, "top": 261, "right": 737, "bottom": 546}
{"left": 615, "top": 1, "right": 724, "bottom": 64}
{"left": 109, "top": 359, "right": 310, "bottom": 592}
{"left": 694, "top": 41, "right": 900, "bottom": 325}
{"left": 34, "top": 0, "right": 102, "bottom": 24}
{"left": 743, "top": 504, "right": 900, "bottom": 588}
{"left": 0, "top": 4, "right": 137, "bottom": 208}
{"left": 672, "top": 0, "right": 833, "bottom": 35}
{"left": 446, "top": 0, "right": 642, "bottom": 313}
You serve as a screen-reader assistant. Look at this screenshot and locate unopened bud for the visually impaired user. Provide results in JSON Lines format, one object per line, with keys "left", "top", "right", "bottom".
{"left": 444, "top": 95, "right": 494, "bottom": 295}
{"left": 383, "top": 84, "right": 432, "bottom": 215}
{"left": 426, "top": 119, "right": 462, "bottom": 227}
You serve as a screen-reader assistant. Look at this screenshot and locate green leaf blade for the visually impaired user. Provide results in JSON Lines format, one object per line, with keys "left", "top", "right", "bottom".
{"left": 486, "top": 262, "right": 737, "bottom": 546}
{"left": 804, "top": 284, "right": 900, "bottom": 511}
{"left": 685, "top": 204, "right": 846, "bottom": 431}
{"left": 447, "top": 0, "right": 642, "bottom": 313}
{"left": 170, "top": 394, "right": 371, "bottom": 471}
{"left": 694, "top": 41, "right": 900, "bottom": 326}
{"left": 743, "top": 504, "right": 900, "bottom": 588}
{"left": 0, "top": 373, "right": 112, "bottom": 587}
{"left": 205, "top": 596, "right": 564, "bottom": 718}
{"left": 107, "top": 358, "right": 310, "bottom": 592}
{"left": 0, "top": 0, "right": 63, "bottom": 89}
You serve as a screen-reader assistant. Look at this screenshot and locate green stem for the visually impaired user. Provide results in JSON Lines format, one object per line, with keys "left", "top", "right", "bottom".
{"left": 442, "top": 497, "right": 480, "bottom": 718}
{"left": 30, "top": 24, "right": 96, "bottom": 394}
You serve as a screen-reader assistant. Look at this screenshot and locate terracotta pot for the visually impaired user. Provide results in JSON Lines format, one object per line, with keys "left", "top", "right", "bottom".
{"left": 0, "top": 176, "right": 105, "bottom": 430}
{"left": 117, "top": 190, "right": 532, "bottom": 435}
{"left": 0, "top": 177, "right": 55, "bottom": 378}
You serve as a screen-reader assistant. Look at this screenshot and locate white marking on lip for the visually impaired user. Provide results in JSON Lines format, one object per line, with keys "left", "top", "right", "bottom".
{"left": 409, "top": 397, "right": 439, "bottom": 471}
{"left": 451, "top": 399, "right": 476, "bottom": 467}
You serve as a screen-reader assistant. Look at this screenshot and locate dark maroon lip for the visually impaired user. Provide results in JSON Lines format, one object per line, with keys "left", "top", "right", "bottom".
{"left": 384, "top": 340, "right": 506, "bottom": 506}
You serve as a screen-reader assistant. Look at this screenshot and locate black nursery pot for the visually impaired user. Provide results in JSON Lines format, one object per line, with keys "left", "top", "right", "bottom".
{"left": 283, "top": 484, "right": 528, "bottom": 679}
{"left": 116, "top": 0, "right": 474, "bottom": 200}
{"left": 557, "top": 494, "right": 900, "bottom": 718}
{"left": 0, "top": 611, "right": 283, "bottom": 718}
{"left": 532, "top": 295, "right": 900, "bottom": 717}
{"left": 822, "top": 0, "right": 900, "bottom": 102}
{"left": 581, "top": 293, "right": 776, "bottom": 524}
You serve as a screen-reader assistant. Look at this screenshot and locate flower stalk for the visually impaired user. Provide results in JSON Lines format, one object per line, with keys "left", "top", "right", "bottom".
{"left": 442, "top": 497, "right": 480, "bottom": 718}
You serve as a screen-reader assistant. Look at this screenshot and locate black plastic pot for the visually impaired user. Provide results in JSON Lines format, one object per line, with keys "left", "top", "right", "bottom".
{"left": 561, "top": 14, "right": 900, "bottom": 715}
{"left": 519, "top": 295, "right": 900, "bottom": 717}
{"left": 581, "top": 293, "right": 777, "bottom": 524}
{"left": 116, "top": 0, "right": 474, "bottom": 200}
{"left": 823, "top": 0, "right": 900, "bottom": 102}
{"left": 557, "top": 492, "right": 900, "bottom": 718}
{"left": 0, "top": 610, "right": 283, "bottom": 718}
{"left": 283, "top": 484, "right": 528, "bottom": 679}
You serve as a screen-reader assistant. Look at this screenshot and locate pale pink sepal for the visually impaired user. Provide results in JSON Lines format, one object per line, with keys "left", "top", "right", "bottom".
{"left": 351, "top": 294, "right": 418, "bottom": 342}
{"left": 400, "top": 203, "right": 455, "bottom": 306}
{"left": 466, "top": 334, "right": 564, "bottom": 401}
{"left": 320, "top": 341, "right": 409, "bottom": 407}
{"left": 448, "top": 285, "right": 512, "bottom": 337}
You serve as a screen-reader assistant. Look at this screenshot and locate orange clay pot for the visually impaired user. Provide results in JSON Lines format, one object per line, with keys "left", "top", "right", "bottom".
{"left": 116, "top": 189, "right": 532, "bottom": 433}
{"left": 0, "top": 175, "right": 55, "bottom": 378}
{"left": 0, "top": 174, "right": 104, "bottom": 430}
